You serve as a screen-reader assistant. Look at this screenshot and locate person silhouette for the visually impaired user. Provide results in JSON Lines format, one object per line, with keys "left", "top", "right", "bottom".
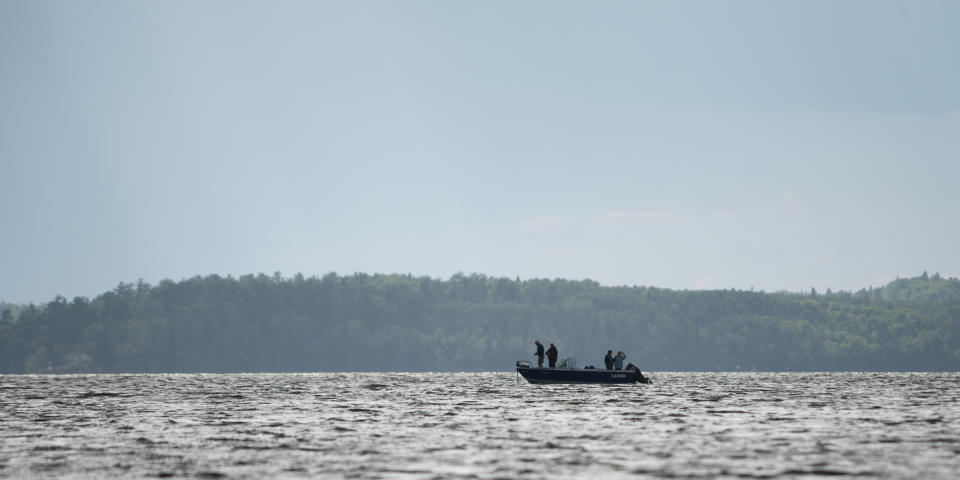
{"left": 546, "top": 343, "right": 558, "bottom": 368}
{"left": 614, "top": 350, "right": 626, "bottom": 370}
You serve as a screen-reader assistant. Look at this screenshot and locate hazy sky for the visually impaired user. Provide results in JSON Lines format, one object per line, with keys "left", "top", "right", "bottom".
{"left": 2, "top": 1, "right": 959, "bottom": 303}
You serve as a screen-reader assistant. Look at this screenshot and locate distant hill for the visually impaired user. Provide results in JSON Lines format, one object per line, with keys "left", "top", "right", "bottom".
{"left": 876, "top": 272, "right": 960, "bottom": 302}
{"left": 2, "top": 272, "right": 958, "bottom": 373}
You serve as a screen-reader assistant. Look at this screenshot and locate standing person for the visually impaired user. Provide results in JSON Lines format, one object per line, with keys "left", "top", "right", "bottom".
{"left": 534, "top": 340, "right": 545, "bottom": 368}
{"left": 604, "top": 350, "right": 614, "bottom": 370}
{"left": 546, "top": 343, "right": 559, "bottom": 368}
{"left": 614, "top": 350, "right": 626, "bottom": 370}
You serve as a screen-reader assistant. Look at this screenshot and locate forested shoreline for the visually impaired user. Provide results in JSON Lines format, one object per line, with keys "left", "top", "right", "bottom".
{"left": 2, "top": 272, "right": 958, "bottom": 373}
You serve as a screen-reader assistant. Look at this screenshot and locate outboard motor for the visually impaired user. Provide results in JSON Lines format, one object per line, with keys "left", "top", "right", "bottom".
{"left": 626, "top": 363, "right": 651, "bottom": 384}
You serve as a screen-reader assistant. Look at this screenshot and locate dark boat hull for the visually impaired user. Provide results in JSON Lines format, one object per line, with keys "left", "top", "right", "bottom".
{"left": 516, "top": 365, "right": 646, "bottom": 384}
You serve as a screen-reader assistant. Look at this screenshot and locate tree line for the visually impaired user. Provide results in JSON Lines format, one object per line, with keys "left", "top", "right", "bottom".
{"left": 1, "top": 272, "right": 958, "bottom": 373}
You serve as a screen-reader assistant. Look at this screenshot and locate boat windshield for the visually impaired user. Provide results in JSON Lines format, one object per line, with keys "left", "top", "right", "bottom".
{"left": 557, "top": 357, "right": 577, "bottom": 369}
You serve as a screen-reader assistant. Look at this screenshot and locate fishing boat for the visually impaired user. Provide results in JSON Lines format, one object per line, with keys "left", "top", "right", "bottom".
{"left": 515, "top": 357, "right": 650, "bottom": 384}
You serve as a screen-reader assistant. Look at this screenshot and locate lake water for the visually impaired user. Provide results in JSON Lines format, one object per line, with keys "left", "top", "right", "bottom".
{"left": 1, "top": 372, "right": 958, "bottom": 479}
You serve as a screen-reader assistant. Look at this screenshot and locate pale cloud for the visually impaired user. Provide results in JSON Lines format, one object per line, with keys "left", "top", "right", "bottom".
{"left": 708, "top": 210, "right": 745, "bottom": 221}
{"left": 593, "top": 211, "right": 670, "bottom": 224}
{"left": 516, "top": 215, "right": 577, "bottom": 232}
{"left": 693, "top": 274, "right": 715, "bottom": 290}
{"left": 517, "top": 211, "right": 669, "bottom": 232}
{"left": 776, "top": 191, "right": 806, "bottom": 217}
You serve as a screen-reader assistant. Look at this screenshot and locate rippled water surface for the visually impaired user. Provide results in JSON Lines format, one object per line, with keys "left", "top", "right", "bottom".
{"left": 2, "top": 372, "right": 959, "bottom": 478}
